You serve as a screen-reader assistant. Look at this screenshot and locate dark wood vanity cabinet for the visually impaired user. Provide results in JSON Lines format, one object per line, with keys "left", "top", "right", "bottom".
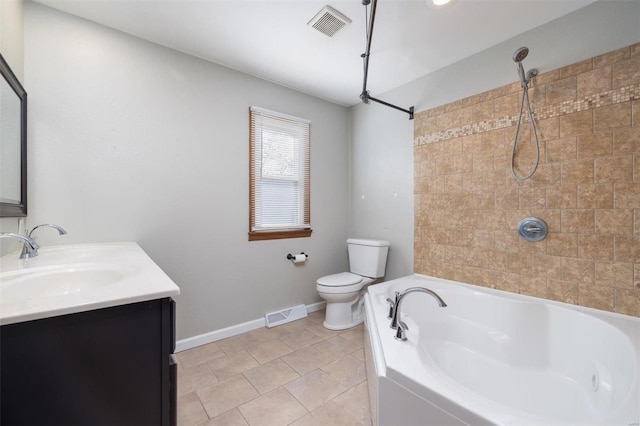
{"left": 0, "top": 298, "right": 177, "bottom": 426}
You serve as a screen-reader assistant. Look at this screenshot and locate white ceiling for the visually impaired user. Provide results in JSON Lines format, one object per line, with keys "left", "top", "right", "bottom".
{"left": 32, "top": 0, "right": 596, "bottom": 106}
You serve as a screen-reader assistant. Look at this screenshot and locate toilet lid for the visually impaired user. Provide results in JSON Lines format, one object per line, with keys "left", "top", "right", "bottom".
{"left": 317, "top": 272, "right": 363, "bottom": 287}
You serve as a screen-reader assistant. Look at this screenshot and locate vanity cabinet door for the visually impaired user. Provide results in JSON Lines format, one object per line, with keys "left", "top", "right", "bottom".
{"left": 0, "top": 298, "right": 175, "bottom": 426}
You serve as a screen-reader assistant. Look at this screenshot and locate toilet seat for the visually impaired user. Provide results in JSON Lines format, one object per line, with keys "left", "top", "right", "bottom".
{"left": 316, "top": 272, "right": 373, "bottom": 295}
{"left": 317, "top": 272, "right": 363, "bottom": 287}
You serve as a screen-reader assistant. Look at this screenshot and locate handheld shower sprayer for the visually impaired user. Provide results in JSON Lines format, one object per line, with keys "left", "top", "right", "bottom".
{"left": 513, "top": 47, "right": 539, "bottom": 89}
{"left": 513, "top": 46, "right": 529, "bottom": 62}
{"left": 510, "top": 46, "right": 540, "bottom": 181}
{"left": 513, "top": 47, "right": 529, "bottom": 87}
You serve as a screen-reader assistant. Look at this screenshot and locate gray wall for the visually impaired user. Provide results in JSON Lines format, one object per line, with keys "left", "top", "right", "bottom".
{"left": 348, "top": 0, "right": 640, "bottom": 280}
{"left": 349, "top": 103, "right": 414, "bottom": 281}
{"left": 0, "top": 0, "right": 23, "bottom": 80}
{"left": 23, "top": 2, "right": 350, "bottom": 340}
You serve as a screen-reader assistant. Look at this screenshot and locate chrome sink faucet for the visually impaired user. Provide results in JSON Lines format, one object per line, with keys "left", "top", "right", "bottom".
{"left": 0, "top": 233, "right": 38, "bottom": 259}
{"left": 20, "top": 224, "right": 67, "bottom": 259}
{"left": 390, "top": 287, "right": 447, "bottom": 341}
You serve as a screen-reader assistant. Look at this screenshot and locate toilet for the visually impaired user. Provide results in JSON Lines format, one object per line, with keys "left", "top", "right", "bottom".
{"left": 316, "top": 238, "right": 390, "bottom": 330}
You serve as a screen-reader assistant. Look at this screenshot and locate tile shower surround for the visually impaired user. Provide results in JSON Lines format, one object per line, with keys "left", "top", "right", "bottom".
{"left": 414, "top": 43, "right": 640, "bottom": 317}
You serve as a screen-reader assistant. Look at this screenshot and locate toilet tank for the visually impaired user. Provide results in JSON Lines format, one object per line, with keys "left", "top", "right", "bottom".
{"left": 347, "top": 238, "right": 390, "bottom": 278}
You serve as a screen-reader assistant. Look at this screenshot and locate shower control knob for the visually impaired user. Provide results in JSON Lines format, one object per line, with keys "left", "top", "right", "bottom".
{"left": 517, "top": 217, "right": 548, "bottom": 242}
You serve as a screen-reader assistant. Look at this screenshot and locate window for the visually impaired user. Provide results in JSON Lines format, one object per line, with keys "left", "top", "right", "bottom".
{"left": 249, "top": 107, "right": 311, "bottom": 241}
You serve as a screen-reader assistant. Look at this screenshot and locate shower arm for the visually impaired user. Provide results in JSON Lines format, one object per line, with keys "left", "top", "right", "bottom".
{"left": 360, "top": 0, "right": 415, "bottom": 120}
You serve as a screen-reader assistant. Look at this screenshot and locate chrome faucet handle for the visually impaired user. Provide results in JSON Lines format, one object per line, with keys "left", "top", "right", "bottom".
{"left": 386, "top": 291, "right": 400, "bottom": 319}
{"left": 0, "top": 233, "right": 38, "bottom": 258}
{"left": 395, "top": 321, "right": 408, "bottom": 341}
{"left": 20, "top": 224, "right": 67, "bottom": 259}
{"left": 385, "top": 298, "right": 394, "bottom": 318}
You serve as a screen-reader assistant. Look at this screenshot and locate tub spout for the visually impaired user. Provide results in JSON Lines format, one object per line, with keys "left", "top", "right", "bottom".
{"left": 390, "top": 287, "right": 447, "bottom": 331}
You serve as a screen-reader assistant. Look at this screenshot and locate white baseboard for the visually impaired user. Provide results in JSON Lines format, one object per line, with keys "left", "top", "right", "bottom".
{"left": 175, "top": 301, "right": 326, "bottom": 353}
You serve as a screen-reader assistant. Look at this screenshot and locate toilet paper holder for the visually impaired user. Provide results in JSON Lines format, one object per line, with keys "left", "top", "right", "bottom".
{"left": 287, "top": 252, "right": 308, "bottom": 262}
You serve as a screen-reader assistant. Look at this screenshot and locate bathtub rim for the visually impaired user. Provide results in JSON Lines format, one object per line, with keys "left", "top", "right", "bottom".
{"left": 415, "top": 274, "right": 640, "bottom": 324}
{"left": 388, "top": 274, "right": 640, "bottom": 342}
{"left": 365, "top": 273, "right": 640, "bottom": 426}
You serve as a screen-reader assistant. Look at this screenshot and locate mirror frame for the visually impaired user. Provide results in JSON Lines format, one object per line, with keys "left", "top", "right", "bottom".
{"left": 0, "top": 53, "right": 27, "bottom": 217}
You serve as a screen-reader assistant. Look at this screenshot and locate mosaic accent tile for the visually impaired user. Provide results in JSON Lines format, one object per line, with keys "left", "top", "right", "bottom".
{"left": 415, "top": 83, "right": 640, "bottom": 146}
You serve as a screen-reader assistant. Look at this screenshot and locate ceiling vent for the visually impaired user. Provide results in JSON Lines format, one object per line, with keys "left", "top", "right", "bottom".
{"left": 307, "top": 5, "right": 352, "bottom": 37}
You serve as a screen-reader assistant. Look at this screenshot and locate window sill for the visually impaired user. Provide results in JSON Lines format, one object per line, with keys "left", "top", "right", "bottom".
{"left": 248, "top": 229, "right": 312, "bottom": 241}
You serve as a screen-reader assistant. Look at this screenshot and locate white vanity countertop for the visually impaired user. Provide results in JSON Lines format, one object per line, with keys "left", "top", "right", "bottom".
{"left": 0, "top": 242, "right": 180, "bottom": 326}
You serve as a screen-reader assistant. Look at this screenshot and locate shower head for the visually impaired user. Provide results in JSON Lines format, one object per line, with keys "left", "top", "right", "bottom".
{"left": 513, "top": 47, "right": 529, "bottom": 63}
{"left": 513, "top": 46, "right": 535, "bottom": 88}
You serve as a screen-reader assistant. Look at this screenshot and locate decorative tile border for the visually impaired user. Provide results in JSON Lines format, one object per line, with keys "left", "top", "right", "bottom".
{"left": 414, "top": 82, "right": 640, "bottom": 146}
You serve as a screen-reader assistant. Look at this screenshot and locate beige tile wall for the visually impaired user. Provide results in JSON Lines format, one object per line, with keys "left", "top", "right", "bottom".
{"left": 413, "top": 43, "right": 640, "bottom": 317}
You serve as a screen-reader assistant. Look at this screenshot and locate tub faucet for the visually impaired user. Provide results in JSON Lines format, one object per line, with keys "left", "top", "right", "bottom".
{"left": 0, "top": 233, "right": 38, "bottom": 259}
{"left": 20, "top": 224, "right": 67, "bottom": 259}
{"left": 390, "top": 287, "right": 447, "bottom": 341}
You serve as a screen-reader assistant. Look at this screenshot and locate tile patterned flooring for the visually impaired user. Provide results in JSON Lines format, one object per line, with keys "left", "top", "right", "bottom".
{"left": 175, "top": 310, "right": 372, "bottom": 426}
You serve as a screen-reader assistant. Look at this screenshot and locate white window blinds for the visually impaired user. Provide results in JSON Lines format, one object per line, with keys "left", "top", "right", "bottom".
{"left": 249, "top": 107, "right": 311, "bottom": 236}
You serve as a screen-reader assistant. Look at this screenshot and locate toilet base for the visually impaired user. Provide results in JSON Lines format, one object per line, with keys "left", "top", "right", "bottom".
{"left": 323, "top": 318, "right": 363, "bottom": 331}
{"left": 321, "top": 292, "right": 367, "bottom": 330}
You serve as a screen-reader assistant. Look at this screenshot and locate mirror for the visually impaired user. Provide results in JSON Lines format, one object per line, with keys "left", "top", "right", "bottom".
{"left": 0, "top": 53, "right": 27, "bottom": 217}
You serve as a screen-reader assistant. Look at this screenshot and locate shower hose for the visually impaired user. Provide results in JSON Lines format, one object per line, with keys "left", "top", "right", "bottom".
{"left": 510, "top": 83, "right": 540, "bottom": 181}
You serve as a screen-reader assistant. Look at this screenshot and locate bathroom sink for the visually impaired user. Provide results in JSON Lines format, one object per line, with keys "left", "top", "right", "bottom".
{"left": 0, "top": 263, "right": 139, "bottom": 302}
{"left": 0, "top": 242, "right": 179, "bottom": 326}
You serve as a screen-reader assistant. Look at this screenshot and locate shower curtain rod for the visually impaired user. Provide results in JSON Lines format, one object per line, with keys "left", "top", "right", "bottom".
{"left": 360, "top": 0, "right": 415, "bottom": 120}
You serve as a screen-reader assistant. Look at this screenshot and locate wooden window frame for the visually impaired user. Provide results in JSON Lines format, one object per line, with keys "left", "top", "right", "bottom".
{"left": 249, "top": 107, "right": 312, "bottom": 241}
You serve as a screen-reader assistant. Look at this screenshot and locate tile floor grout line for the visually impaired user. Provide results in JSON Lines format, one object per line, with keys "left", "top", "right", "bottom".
{"left": 178, "top": 312, "right": 371, "bottom": 426}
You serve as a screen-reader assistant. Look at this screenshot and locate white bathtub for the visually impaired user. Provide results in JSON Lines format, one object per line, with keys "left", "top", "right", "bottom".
{"left": 364, "top": 274, "right": 640, "bottom": 426}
